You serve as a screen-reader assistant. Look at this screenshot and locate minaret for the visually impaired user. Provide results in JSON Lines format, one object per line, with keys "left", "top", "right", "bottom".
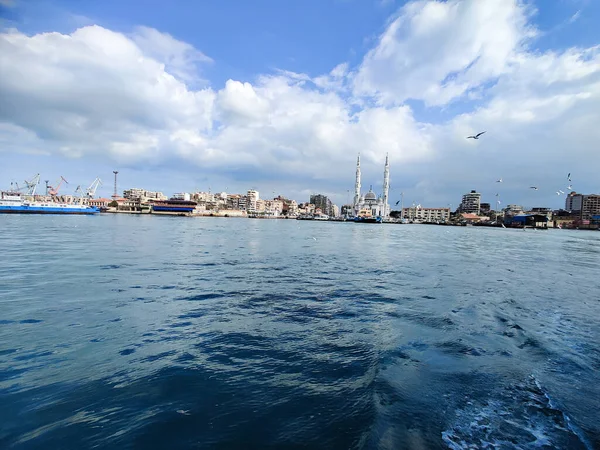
{"left": 382, "top": 153, "right": 390, "bottom": 217}
{"left": 353, "top": 153, "right": 361, "bottom": 211}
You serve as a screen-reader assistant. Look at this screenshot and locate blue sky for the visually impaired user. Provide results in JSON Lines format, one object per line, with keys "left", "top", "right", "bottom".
{"left": 1, "top": 0, "right": 599, "bottom": 207}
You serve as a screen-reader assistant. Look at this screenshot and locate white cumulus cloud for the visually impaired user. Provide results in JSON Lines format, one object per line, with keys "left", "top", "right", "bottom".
{"left": 1, "top": 0, "right": 599, "bottom": 207}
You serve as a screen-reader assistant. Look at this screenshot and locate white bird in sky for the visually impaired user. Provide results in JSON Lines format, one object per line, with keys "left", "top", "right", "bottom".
{"left": 568, "top": 173, "right": 572, "bottom": 182}
{"left": 496, "top": 178, "right": 503, "bottom": 183}
{"left": 567, "top": 185, "right": 573, "bottom": 191}
{"left": 530, "top": 186, "right": 539, "bottom": 190}
{"left": 559, "top": 190, "right": 565, "bottom": 194}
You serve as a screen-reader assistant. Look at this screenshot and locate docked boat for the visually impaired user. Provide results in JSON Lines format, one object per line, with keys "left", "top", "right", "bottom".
{"left": 0, "top": 191, "right": 99, "bottom": 215}
{"left": 150, "top": 199, "right": 197, "bottom": 214}
{"left": 353, "top": 208, "right": 382, "bottom": 223}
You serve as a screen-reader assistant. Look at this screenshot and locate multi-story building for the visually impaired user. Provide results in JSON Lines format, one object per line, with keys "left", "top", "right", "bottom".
{"left": 480, "top": 202, "right": 491, "bottom": 214}
{"left": 191, "top": 192, "right": 215, "bottom": 203}
{"left": 341, "top": 205, "right": 353, "bottom": 218}
{"left": 564, "top": 192, "right": 600, "bottom": 221}
{"left": 264, "top": 200, "right": 284, "bottom": 216}
{"left": 580, "top": 194, "right": 600, "bottom": 221}
{"left": 172, "top": 192, "right": 191, "bottom": 201}
{"left": 274, "top": 196, "right": 298, "bottom": 216}
{"left": 286, "top": 199, "right": 298, "bottom": 216}
{"left": 402, "top": 207, "right": 451, "bottom": 222}
{"left": 565, "top": 192, "right": 582, "bottom": 212}
{"left": 123, "top": 188, "right": 167, "bottom": 202}
{"left": 332, "top": 205, "right": 340, "bottom": 218}
{"left": 255, "top": 199, "right": 266, "bottom": 213}
{"left": 460, "top": 190, "right": 481, "bottom": 214}
{"left": 310, "top": 194, "right": 332, "bottom": 216}
{"left": 297, "top": 203, "right": 316, "bottom": 215}
{"left": 247, "top": 190, "right": 259, "bottom": 212}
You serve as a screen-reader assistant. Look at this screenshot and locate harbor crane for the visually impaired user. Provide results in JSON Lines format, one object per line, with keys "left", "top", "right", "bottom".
{"left": 85, "top": 177, "right": 102, "bottom": 199}
{"left": 48, "top": 176, "right": 69, "bottom": 197}
{"left": 23, "top": 174, "right": 40, "bottom": 196}
{"left": 73, "top": 185, "right": 85, "bottom": 204}
{"left": 8, "top": 174, "right": 40, "bottom": 195}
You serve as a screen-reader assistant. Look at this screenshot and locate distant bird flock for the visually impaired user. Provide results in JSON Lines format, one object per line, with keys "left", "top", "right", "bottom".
{"left": 465, "top": 131, "right": 574, "bottom": 198}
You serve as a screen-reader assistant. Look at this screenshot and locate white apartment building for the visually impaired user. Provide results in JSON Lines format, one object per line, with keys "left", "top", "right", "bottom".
{"left": 172, "top": 192, "right": 191, "bottom": 201}
{"left": 123, "top": 188, "right": 167, "bottom": 201}
{"left": 402, "top": 207, "right": 451, "bottom": 222}
{"left": 460, "top": 190, "right": 481, "bottom": 214}
{"left": 264, "top": 199, "right": 284, "bottom": 216}
{"left": 247, "top": 190, "right": 259, "bottom": 212}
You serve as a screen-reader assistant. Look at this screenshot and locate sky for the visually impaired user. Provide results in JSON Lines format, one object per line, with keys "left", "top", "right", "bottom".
{"left": 1, "top": 0, "right": 599, "bottom": 209}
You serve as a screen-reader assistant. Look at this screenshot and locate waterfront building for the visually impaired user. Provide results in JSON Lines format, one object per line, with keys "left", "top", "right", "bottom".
{"left": 480, "top": 202, "right": 491, "bottom": 214}
{"left": 459, "top": 190, "right": 481, "bottom": 214}
{"left": 460, "top": 213, "right": 489, "bottom": 223}
{"left": 341, "top": 205, "right": 353, "bottom": 218}
{"left": 402, "top": 207, "right": 451, "bottom": 222}
{"left": 172, "top": 192, "right": 191, "bottom": 201}
{"left": 565, "top": 192, "right": 582, "bottom": 212}
{"left": 297, "top": 203, "right": 316, "bottom": 215}
{"left": 191, "top": 192, "right": 215, "bottom": 203}
{"left": 503, "top": 204, "right": 525, "bottom": 220}
{"left": 264, "top": 199, "right": 284, "bottom": 216}
{"left": 565, "top": 192, "right": 600, "bottom": 222}
{"left": 332, "top": 205, "right": 340, "bottom": 218}
{"left": 226, "top": 194, "right": 246, "bottom": 211}
{"left": 310, "top": 194, "right": 333, "bottom": 216}
{"left": 87, "top": 198, "right": 113, "bottom": 208}
{"left": 529, "top": 207, "right": 553, "bottom": 220}
{"left": 123, "top": 188, "right": 167, "bottom": 202}
{"left": 581, "top": 194, "right": 600, "bottom": 221}
{"left": 247, "top": 190, "right": 259, "bottom": 212}
{"left": 352, "top": 153, "right": 390, "bottom": 218}
{"left": 255, "top": 199, "right": 266, "bottom": 213}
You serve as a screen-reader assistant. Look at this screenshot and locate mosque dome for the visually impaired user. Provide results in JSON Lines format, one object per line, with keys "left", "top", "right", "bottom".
{"left": 365, "top": 190, "right": 377, "bottom": 200}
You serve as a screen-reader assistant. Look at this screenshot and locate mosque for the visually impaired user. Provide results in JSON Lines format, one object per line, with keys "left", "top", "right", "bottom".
{"left": 352, "top": 153, "right": 390, "bottom": 218}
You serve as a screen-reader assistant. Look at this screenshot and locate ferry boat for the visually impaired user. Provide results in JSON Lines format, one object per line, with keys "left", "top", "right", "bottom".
{"left": 0, "top": 191, "right": 99, "bottom": 215}
{"left": 354, "top": 208, "right": 382, "bottom": 223}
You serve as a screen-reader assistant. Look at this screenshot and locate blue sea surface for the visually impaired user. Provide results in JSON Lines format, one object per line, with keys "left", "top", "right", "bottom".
{"left": 1, "top": 215, "right": 599, "bottom": 449}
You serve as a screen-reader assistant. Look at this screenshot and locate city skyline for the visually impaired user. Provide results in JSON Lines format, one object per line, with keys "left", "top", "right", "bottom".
{"left": 2, "top": 1, "right": 600, "bottom": 208}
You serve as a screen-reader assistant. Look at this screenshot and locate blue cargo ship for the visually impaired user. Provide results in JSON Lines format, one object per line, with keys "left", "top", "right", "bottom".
{"left": 0, "top": 192, "right": 99, "bottom": 215}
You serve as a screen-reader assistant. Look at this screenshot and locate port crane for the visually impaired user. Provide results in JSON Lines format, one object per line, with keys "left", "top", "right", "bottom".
{"left": 85, "top": 177, "right": 102, "bottom": 199}
{"left": 8, "top": 174, "right": 40, "bottom": 195}
{"left": 48, "top": 176, "right": 69, "bottom": 197}
{"left": 23, "top": 174, "right": 41, "bottom": 196}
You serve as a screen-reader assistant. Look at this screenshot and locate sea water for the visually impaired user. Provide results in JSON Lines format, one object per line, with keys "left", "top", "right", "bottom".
{"left": 1, "top": 215, "right": 599, "bottom": 449}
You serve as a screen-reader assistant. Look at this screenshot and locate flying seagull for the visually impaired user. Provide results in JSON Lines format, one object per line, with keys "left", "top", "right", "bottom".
{"left": 559, "top": 190, "right": 564, "bottom": 194}
{"left": 556, "top": 191, "right": 561, "bottom": 196}
{"left": 567, "top": 185, "right": 573, "bottom": 191}
{"left": 530, "top": 186, "right": 538, "bottom": 190}
{"left": 496, "top": 178, "right": 503, "bottom": 183}
{"left": 568, "top": 173, "right": 571, "bottom": 182}
{"left": 395, "top": 200, "right": 400, "bottom": 205}
{"left": 467, "top": 131, "right": 486, "bottom": 140}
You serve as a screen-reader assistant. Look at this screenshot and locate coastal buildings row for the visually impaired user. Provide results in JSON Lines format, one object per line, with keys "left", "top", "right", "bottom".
{"left": 4, "top": 170, "right": 599, "bottom": 227}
